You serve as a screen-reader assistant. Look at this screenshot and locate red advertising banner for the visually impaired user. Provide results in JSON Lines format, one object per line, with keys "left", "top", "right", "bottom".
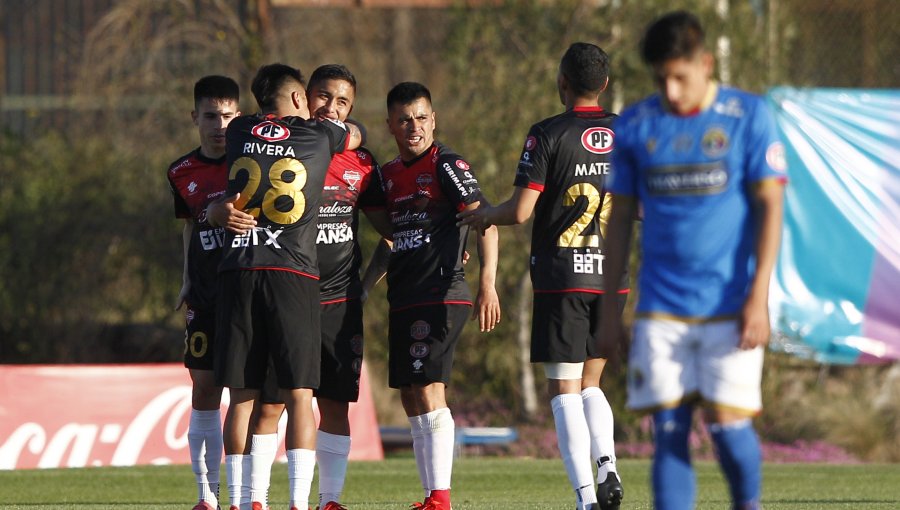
{"left": 0, "top": 363, "right": 383, "bottom": 470}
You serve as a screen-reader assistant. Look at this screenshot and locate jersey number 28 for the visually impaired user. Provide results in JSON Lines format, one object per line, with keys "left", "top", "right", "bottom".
{"left": 229, "top": 156, "right": 308, "bottom": 225}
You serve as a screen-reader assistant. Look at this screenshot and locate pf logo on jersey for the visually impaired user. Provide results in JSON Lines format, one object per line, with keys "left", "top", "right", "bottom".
{"left": 252, "top": 121, "right": 290, "bottom": 141}
{"left": 581, "top": 127, "right": 614, "bottom": 154}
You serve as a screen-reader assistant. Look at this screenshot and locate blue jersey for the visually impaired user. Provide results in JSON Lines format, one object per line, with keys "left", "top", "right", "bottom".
{"left": 609, "top": 84, "right": 786, "bottom": 319}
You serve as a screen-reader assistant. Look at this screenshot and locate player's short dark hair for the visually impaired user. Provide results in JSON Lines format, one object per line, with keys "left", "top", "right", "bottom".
{"left": 559, "top": 42, "right": 609, "bottom": 96}
{"left": 640, "top": 10, "right": 706, "bottom": 65}
{"left": 308, "top": 64, "right": 357, "bottom": 93}
{"left": 193, "top": 75, "right": 239, "bottom": 109}
{"left": 251, "top": 63, "right": 305, "bottom": 111}
{"left": 386, "top": 82, "right": 432, "bottom": 111}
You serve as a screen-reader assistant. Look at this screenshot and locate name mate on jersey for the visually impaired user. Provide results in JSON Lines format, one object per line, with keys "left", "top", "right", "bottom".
{"left": 575, "top": 162, "right": 610, "bottom": 176}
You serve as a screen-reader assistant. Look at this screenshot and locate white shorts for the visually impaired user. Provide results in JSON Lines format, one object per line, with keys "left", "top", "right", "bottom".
{"left": 626, "top": 318, "right": 763, "bottom": 415}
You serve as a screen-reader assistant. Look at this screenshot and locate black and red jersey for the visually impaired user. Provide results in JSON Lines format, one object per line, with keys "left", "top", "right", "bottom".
{"left": 219, "top": 113, "right": 348, "bottom": 277}
{"left": 167, "top": 148, "right": 228, "bottom": 310}
{"left": 380, "top": 142, "right": 482, "bottom": 310}
{"left": 513, "top": 106, "right": 627, "bottom": 293}
{"left": 317, "top": 147, "right": 385, "bottom": 303}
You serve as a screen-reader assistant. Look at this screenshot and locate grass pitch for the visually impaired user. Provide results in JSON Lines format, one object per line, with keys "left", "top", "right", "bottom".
{"left": 1, "top": 458, "right": 899, "bottom": 509}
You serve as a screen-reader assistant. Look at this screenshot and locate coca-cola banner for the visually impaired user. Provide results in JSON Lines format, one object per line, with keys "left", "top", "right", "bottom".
{"left": 0, "top": 363, "right": 384, "bottom": 470}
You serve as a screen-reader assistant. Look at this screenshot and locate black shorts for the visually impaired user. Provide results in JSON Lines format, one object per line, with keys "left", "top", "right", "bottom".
{"left": 215, "top": 270, "right": 321, "bottom": 390}
{"left": 388, "top": 304, "right": 469, "bottom": 389}
{"left": 530, "top": 291, "right": 627, "bottom": 363}
{"left": 316, "top": 298, "right": 365, "bottom": 402}
{"left": 260, "top": 297, "right": 365, "bottom": 404}
{"left": 183, "top": 305, "right": 215, "bottom": 370}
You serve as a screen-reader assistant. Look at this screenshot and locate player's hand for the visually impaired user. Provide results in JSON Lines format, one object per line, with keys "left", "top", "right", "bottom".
{"left": 598, "top": 300, "right": 628, "bottom": 374}
{"left": 739, "top": 294, "right": 771, "bottom": 350}
{"left": 208, "top": 193, "right": 256, "bottom": 234}
{"left": 456, "top": 205, "right": 492, "bottom": 234}
{"left": 474, "top": 285, "right": 501, "bottom": 332}
{"left": 462, "top": 250, "right": 470, "bottom": 265}
{"left": 174, "top": 283, "right": 189, "bottom": 311}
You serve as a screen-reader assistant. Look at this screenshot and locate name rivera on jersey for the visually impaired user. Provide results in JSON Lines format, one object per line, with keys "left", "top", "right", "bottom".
{"left": 242, "top": 142, "right": 296, "bottom": 157}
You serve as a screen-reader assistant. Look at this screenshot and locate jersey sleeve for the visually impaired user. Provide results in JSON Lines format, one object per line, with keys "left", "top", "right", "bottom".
{"left": 436, "top": 153, "right": 482, "bottom": 211}
{"left": 513, "top": 123, "right": 550, "bottom": 192}
{"left": 608, "top": 115, "right": 639, "bottom": 197}
{"left": 745, "top": 96, "right": 788, "bottom": 183}
{"left": 357, "top": 152, "right": 387, "bottom": 210}
{"left": 320, "top": 118, "right": 349, "bottom": 155}
{"left": 167, "top": 170, "right": 192, "bottom": 219}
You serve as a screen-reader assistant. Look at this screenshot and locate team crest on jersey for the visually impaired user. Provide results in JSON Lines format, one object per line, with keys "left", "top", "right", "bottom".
{"left": 524, "top": 135, "right": 537, "bottom": 151}
{"left": 416, "top": 173, "right": 433, "bottom": 189}
{"left": 701, "top": 127, "right": 729, "bottom": 158}
{"left": 343, "top": 169, "right": 362, "bottom": 190}
{"left": 766, "top": 142, "right": 787, "bottom": 173}
{"left": 456, "top": 159, "right": 470, "bottom": 171}
{"left": 251, "top": 120, "right": 290, "bottom": 141}
{"left": 410, "top": 320, "right": 431, "bottom": 340}
{"left": 581, "top": 127, "right": 614, "bottom": 154}
{"left": 409, "top": 342, "right": 430, "bottom": 358}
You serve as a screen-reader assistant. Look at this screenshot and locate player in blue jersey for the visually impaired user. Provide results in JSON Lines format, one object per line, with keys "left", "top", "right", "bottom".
{"left": 600, "top": 11, "right": 786, "bottom": 510}
{"left": 458, "top": 43, "right": 625, "bottom": 510}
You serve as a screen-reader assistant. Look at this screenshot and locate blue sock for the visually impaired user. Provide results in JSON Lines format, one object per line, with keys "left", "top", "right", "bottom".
{"left": 708, "top": 419, "right": 762, "bottom": 508}
{"left": 652, "top": 405, "right": 695, "bottom": 510}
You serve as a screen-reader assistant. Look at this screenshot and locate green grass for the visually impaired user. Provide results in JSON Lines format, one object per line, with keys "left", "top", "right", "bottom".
{"left": 1, "top": 458, "right": 899, "bottom": 509}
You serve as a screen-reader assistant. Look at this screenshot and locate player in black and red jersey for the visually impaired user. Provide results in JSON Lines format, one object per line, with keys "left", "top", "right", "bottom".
{"left": 246, "top": 64, "right": 392, "bottom": 510}
{"left": 166, "top": 75, "right": 240, "bottom": 510}
{"left": 458, "top": 43, "right": 626, "bottom": 510}
{"left": 381, "top": 82, "right": 500, "bottom": 510}
{"left": 206, "top": 63, "right": 361, "bottom": 510}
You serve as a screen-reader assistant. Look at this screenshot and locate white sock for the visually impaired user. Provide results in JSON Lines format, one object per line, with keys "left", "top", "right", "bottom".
{"left": 421, "top": 408, "right": 455, "bottom": 492}
{"left": 226, "top": 454, "right": 251, "bottom": 509}
{"left": 551, "top": 394, "right": 597, "bottom": 506}
{"left": 250, "top": 433, "right": 279, "bottom": 507}
{"left": 189, "top": 409, "right": 222, "bottom": 506}
{"left": 582, "top": 386, "right": 618, "bottom": 481}
{"left": 317, "top": 430, "right": 351, "bottom": 506}
{"left": 408, "top": 414, "right": 431, "bottom": 499}
{"left": 287, "top": 448, "right": 316, "bottom": 509}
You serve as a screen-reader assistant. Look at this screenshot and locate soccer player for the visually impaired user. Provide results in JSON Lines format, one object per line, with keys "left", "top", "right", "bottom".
{"left": 166, "top": 74, "right": 240, "bottom": 510}
{"left": 246, "top": 64, "right": 392, "bottom": 510}
{"left": 600, "top": 11, "right": 786, "bottom": 510}
{"left": 381, "top": 82, "right": 501, "bottom": 510}
{"left": 206, "top": 63, "right": 361, "bottom": 510}
{"left": 456, "top": 43, "right": 625, "bottom": 510}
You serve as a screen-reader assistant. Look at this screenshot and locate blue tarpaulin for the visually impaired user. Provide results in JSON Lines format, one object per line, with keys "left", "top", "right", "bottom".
{"left": 768, "top": 88, "right": 900, "bottom": 364}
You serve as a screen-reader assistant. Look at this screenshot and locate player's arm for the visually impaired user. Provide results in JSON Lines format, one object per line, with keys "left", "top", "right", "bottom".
{"left": 740, "top": 179, "right": 785, "bottom": 350}
{"left": 468, "top": 200, "right": 501, "bottom": 332}
{"left": 345, "top": 122, "right": 362, "bottom": 151}
{"left": 360, "top": 238, "right": 391, "bottom": 303}
{"left": 175, "top": 219, "right": 193, "bottom": 311}
{"left": 206, "top": 193, "right": 256, "bottom": 234}
{"left": 600, "top": 193, "right": 638, "bottom": 364}
{"left": 457, "top": 186, "right": 540, "bottom": 233}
